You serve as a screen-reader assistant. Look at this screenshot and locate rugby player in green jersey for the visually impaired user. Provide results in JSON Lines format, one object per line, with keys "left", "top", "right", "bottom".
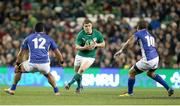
{"left": 65, "top": 19, "right": 105, "bottom": 93}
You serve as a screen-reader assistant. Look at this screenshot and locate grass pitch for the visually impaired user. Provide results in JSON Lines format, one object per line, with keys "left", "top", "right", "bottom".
{"left": 0, "top": 86, "right": 180, "bottom": 105}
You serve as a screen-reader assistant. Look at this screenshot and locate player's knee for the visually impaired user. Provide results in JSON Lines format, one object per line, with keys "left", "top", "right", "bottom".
{"left": 147, "top": 71, "right": 153, "bottom": 77}
{"left": 44, "top": 73, "right": 51, "bottom": 78}
{"left": 44, "top": 74, "right": 48, "bottom": 78}
{"left": 79, "top": 69, "right": 84, "bottom": 73}
{"left": 77, "top": 67, "right": 85, "bottom": 74}
{"left": 44, "top": 73, "right": 55, "bottom": 81}
{"left": 74, "top": 68, "right": 79, "bottom": 73}
{"left": 15, "top": 65, "right": 23, "bottom": 73}
{"left": 129, "top": 70, "right": 136, "bottom": 77}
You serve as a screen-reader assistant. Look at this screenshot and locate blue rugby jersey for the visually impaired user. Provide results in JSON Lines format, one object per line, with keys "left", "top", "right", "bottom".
{"left": 134, "top": 29, "right": 159, "bottom": 61}
{"left": 21, "top": 32, "right": 58, "bottom": 63}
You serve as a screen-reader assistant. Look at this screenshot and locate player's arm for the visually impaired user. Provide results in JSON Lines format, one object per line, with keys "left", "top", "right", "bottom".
{"left": 53, "top": 49, "right": 64, "bottom": 66}
{"left": 16, "top": 49, "right": 27, "bottom": 64}
{"left": 15, "top": 37, "right": 29, "bottom": 73}
{"left": 75, "top": 44, "right": 85, "bottom": 50}
{"left": 94, "top": 40, "right": 105, "bottom": 48}
{"left": 16, "top": 37, "right": 29, "bottom": 66}
{"left": 15, "top": 49, "right": 27, "bottom": 73}
{"left": 114, "top": 35, "right": 135, "bottom": 58}
{"left": 93, "top": 32, "right": 105, "bottom": 48}
{"left": 75, "top": 44, "right": 92, "bottom": 50}
{"left": 50, "top": 38, "right": 64, "bottom": 66}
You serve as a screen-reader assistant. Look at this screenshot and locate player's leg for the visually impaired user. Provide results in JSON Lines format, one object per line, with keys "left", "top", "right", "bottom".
{"left": 65, "top": 55, "right": 81, "bottom": 90}
{"left": 38, "top": 63, "right": 60, "bottom": 96}
{"left": 4, "top": 62, "right": 26, "bottom": 95}
{"left": 44, "top": 73, "right": 60, "bottom": 95}
{"left": 119, "top": 64, "right": 143, "bottom": 97}
{"left": 147, "top": 69, "right": 174, "bottom": 96}
{"left": 65, "top": 66, "right": 80, "bottom": 90}
{"left": 75, "top": 58, "right": 94, "bottom": 93}
{"left": 74, "top": 66, "right": 83, "bottom": 90}
{"left": 147, "top": 57, "right": 174, "bottom": 96}
{"left": 128, "top": 65, "right": 137, "bottom": 95}
{"left": 4, "top": 72, "right": 22, "bottom": 95}
{"left": 120, "top": 58, "right": 145, "bottom": 97}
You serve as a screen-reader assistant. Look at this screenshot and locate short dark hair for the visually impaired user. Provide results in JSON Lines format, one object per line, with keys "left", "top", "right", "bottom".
{"left": 35, "top": 22, "right": 44, "bottom": 32}
{"left": 83, "top": 19, "right": 92, "bottom": 25}
{"left": 137, "top": 20, "right": 148, "bottom": 30}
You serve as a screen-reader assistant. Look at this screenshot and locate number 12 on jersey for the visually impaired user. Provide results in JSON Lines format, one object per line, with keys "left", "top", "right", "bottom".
{"left": 32, "top": 38, "right": 46, "bottom": 49}
{"left": 145, "top": 36, "right": 155, "bottom": 47}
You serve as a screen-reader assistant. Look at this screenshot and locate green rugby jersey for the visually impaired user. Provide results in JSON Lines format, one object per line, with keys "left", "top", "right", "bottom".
{"left": 75, "top": 29, "right": 104, "bottom": 58}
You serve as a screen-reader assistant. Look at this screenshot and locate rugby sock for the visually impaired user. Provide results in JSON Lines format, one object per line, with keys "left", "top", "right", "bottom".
{"left": 77, "top": 75, "right": 82, "bottom": 89}
{"left": 53, "top": 87, "right": 59, "bottom": 93}
{"left": 151, "top": 74, "right": 169, "bottom": 90}
{"left": 128, "top": 77, "right": 135, "bottom": 94}
{"left": 10, "top": 84, "right": 17, "bottom": 90}
{"left": 68, "top": 74, "right": 81, "bottom": 86}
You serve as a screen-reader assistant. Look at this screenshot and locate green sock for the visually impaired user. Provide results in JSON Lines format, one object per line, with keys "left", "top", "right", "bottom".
{"left": 69, "top": 73, "right": 81, "bottom": 86}
{"left": 77, "top": 74, "right": 82, "bottom": 89}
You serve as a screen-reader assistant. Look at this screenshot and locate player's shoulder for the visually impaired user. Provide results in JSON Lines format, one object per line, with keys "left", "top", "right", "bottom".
{"left": 43, "top": 33, "right": 52, "bottom": 38}
{"left": 77, "top": 29, "right": 85, "bottom": 35}
{"left": 139, "top": 29, "right": 147, "bottom": 33}
{"left": 76, "top": 29, "right": 85, "bottom": 38}
{"left": 31, "top": 33, "right": 54, "bottom": 40}
{"left": 44, "top": 34, "right": 55, "bottom": 42}
{"left": 134, "top": 29, "right": 146, "bottom": 36}
{"left": 93, "top": 29, "right": 102, "bottom": 36}
{"left": 37, "top": 33, "right": 53, "bottom": 40}
{"left": 93, "top": 29, "right": 100, "bottom": 33}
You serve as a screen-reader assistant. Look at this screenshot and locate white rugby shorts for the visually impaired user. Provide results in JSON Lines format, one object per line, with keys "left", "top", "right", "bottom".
{"left": 21, "top": 60, "right": 50, "bottom": 74}
{"left": 74, "top": 55, "right": 95, "bottom": 66}
{"left": 135, "top": 56, "right": 159, "bottom": 71}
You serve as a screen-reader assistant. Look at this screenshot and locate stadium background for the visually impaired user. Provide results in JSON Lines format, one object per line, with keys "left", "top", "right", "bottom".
{"left": 0, "top": 0, "right": 180, "bottom": 88}
{"left": 0, "top": 0, "right": 180, "bottom": 105}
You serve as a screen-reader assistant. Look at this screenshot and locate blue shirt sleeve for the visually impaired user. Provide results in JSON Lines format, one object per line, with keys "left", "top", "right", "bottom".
{"left": 50, "top": 39, "right": 58, "bottom": 50}
{"left": 134, "top": 31, "right": 139, "bottom": 41}
{"left": 21, "top": 38, "right": 28, "bottom": 50}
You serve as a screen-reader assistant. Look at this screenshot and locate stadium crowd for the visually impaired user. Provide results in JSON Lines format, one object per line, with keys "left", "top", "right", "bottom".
{"left": 0, "top": 0, "right": 179, "bottom": 68}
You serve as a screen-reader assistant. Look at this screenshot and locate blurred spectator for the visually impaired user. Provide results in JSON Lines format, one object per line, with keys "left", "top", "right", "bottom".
{"left": 0, "top": 0, "right": 179, "bottom": 68}
{"left": 149, "top": 13, "right": 160, "bottom": 30}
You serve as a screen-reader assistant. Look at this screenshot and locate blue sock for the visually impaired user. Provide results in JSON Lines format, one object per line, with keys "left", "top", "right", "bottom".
{"left": 53, "top": 87, "right": 59, "bottom": 93}
{"left": 152, "top": 74, "right": 169, "bottom": 90}
{"left": 10, "top": 84, "right": 17, "bottom": 90}
{"left": 128, "top": 77, "right": 135, "bottom": 94}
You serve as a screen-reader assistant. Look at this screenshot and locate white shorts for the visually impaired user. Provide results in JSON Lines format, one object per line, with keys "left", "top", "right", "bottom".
{"left": 74, "top": 55, "right": 95, "bottom": 66}
{"left": 135, "top": 57, "right": 159, "bottom": 71}
{"left": 21, "top": 60, "right": 50, "bottom": 74}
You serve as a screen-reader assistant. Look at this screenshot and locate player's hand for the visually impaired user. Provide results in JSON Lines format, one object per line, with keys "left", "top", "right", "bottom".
{"left": 84, "top": 45, "right": 94, "bottom": 50}
{"left": 83, "top": 45, "right": 90, "bottom": 50}
{"left": 61, "top": 63, "right": 65, "bottom": 67}
{"left": 92, "top": 40, "right": 97, "bottom": 47}
{"left": 89, "top": 42, "right": 96, "bottom": 50}
{"left": 88, "top": 40, "right": 97, "bottom": 50}
{"left": 60, "top": 61, "right": 65, "bottom": 67}
{"left": 114, "top": 49, "right": 123, "bottom": 58}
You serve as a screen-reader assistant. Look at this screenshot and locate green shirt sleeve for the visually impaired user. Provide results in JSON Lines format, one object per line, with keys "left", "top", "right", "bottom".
{"left": 97, "top": 31, "right": 104, "bottom": 43}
